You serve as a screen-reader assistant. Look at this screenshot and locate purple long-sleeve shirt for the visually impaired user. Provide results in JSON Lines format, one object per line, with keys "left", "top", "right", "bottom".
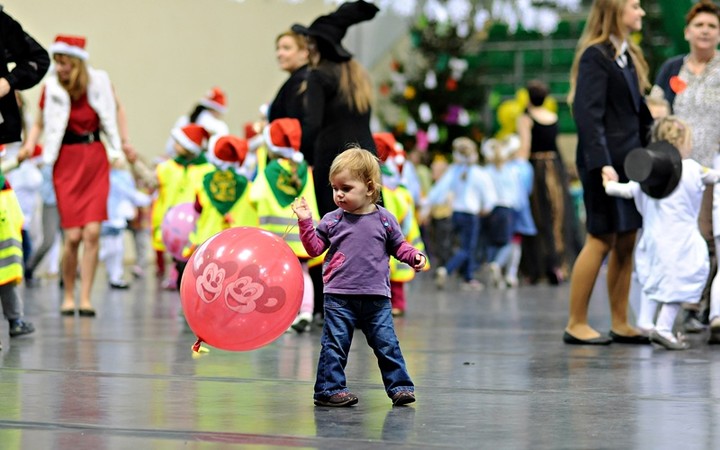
{"left": 298, "top": 206, "right": 422, "bottom": 297}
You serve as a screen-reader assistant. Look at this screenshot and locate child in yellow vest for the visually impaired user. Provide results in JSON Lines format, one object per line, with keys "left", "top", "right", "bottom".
{"left": 374, "top": 133, "right": 429, "bottom": 317}
{"left": 184, "top": 134, "right": 258, "bottom": 257}
{"left": 250, "top": 118, "right": 321, "bottom": 333}
{"left": 152, "top": 124, "right": 213, "bottom": 289}
{"left": 0, "top": 150, "right": 35, "bottom": 347}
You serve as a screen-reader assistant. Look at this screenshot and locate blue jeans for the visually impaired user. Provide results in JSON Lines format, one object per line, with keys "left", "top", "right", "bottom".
{"left": 445, "top": 212, "right": 480, "bottom": 282}
{"left": 314, "top": 294, "right": 414, "bottom": 400}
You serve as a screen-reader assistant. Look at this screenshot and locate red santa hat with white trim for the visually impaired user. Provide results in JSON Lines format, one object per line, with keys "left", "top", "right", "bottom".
{"left": 171, "top": 124, "right": 209, "bottom": 155}
{"left": 263, "top": 118, "right": 304, "bottom": 163}
{"left": 207, "top": 134, "right": 248, "bottom": 168}
{"left": 50, "top": 35, "right": 89, "bottom": 60}
{"left": 199, "top": 87, "right": 227, "bottom": 114}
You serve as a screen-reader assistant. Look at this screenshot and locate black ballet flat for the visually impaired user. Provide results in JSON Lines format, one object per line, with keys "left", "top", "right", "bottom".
{"left": 60, "top": 308, "right": 75, "bottom": 316}
{"left": 78, "top": 308, "right": 96, "bottom": 317}
{"left": 562, "top": 331, "right": 612, "bottom": 346}
{"left": 609, "top": 330, "right": 650, "bottom": 345}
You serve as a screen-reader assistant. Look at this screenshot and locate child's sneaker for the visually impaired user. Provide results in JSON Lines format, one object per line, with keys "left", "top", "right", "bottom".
{"left": 291, "top": 312, "right": 312, "bottom": 333}
{"left": 489, "top": 263, "right": 505, "bottom": 289}
{"left": 9, "top": 319, "right": 35, "bottom": 337}
{"left": 435, "top": 266, "right": 448, "bottom": 289}
{"left": 460, "top": 279, "right": 484, "bottom": 291}
{"left": 314, "top": 391, "right": 359, "bottom": 407}
{"left": 391, "top": 390, "right": 416, "bottom": 406}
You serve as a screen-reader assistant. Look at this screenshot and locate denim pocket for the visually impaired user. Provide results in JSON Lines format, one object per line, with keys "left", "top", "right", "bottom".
{"left": 372, "top": 298, "right": 391, "bottom": 309}
{"left": 325, "top": 295, "right": 348, "bottom": 309}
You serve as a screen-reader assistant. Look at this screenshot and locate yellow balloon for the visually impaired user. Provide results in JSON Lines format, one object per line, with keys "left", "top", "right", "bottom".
{"left": 496, "top": 100, "right": 522, "bottom": 135}
{"left": 544, "top": 96, "right": 558, "bottom": 113}
{"left": 515, "top": 88, "right": 529, "bottom": 109}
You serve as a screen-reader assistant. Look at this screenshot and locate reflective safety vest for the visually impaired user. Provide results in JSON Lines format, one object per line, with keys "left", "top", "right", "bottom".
{"left": 249, "top": 161, "right": 323, "bottom": 266}
{"left": 0, "top": 188, "right": 24, "bottom": 285}
{"left": 152, "top": 159, "right": 213, "bottom": 250}
{"left": 385, "top": 185, "right": 430, "bottom": 282}
{"left": 186, "top": 174, "right": 259, "bottom": 256}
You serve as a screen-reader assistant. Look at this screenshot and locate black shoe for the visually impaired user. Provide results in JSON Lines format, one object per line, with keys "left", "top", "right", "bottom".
{"left": 109, "top": 281, "right": 130, "bottom": 289}
{"left": 609, "top": 330, "right": 651, "bottom": 345}
{"left": 708, "top": 323, "right": 720, "bottom": 344}
{"left": 9, "top": 319, "right": 35, "bottom": 337}
{"left": 78, "top": 308, "right": 96, "bottom": 317}
{"left": 562, "top": 331, "right": 612, "bottom": 345}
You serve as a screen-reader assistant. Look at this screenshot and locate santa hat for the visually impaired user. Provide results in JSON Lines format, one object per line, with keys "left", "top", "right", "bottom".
{"left": 373, "top": 132, "right": 396, "bottom": 163}
{"left": 50, "top": 35, "right": 89, "bottom": 60}
{"left": 263, "top": 118, "right": 303, "bottom": 163}
{"left": 199, "top": 87, "right": 227, "bottom": 114}
{"left": 210, "top": 135, "right": 248, "bottom": 166}
{"left": 171, "top": 124, "right": 209, "bottom": 155}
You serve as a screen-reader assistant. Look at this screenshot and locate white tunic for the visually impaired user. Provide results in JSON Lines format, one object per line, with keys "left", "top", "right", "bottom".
{"left": 606, "top": 159, "right": 720, "bottom": 303}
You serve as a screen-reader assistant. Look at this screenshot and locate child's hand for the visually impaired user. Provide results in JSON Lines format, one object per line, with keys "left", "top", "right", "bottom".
{"left": 413, "top": 254, "right": 427, "bottom": 272}
{"left": 292, "top": 197, "right": 312, "bottom": 221}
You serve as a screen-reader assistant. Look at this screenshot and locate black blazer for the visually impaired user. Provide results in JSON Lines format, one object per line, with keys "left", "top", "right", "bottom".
{"left": 0, "top": 7, "right": 49, "bottom": 144}
{"left": 574, "top": 42, "right": 652, "bottom": 177}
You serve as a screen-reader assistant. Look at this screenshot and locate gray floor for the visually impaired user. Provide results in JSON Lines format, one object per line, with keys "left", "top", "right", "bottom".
{"left": 2, "top": 268, "right": 720, "bottom": 450}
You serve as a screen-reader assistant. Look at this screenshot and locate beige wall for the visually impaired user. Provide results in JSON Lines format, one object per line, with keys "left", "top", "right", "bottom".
{"left": 5, "top": 0, "right": 337, "bottom": 158}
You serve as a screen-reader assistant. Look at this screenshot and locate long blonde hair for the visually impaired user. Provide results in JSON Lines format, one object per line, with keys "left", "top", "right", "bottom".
{"left": 568, "top": 0, "right": 649, "bottom": 104}
{"left": 339, "top": 60, "right": 373, "bottom": 114}
{"left": 54, "top": 54, "right": 89, "bottom": 100}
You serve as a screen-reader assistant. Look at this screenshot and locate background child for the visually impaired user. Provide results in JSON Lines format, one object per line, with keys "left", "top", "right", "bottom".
{"left": 427, "top": 137, "right": 496, "bottom": 290}
{"left": 374, "top": 132, "right": 428, "bottom": 316}
{"left": 250, "top": 118, "right": 319, "bottom": 333}
{"left": 152, "top": 124, "right": 213, "bottom": 289}
{"left": 185, "top": 134, "right": 257, "bottom": 260}
{"left": 0, "top": 150, "right": 35, "bottom": 345}
{"left": 604, "top": 116, "right": 720, "bottom": 350}
{"left": 98, "top": 158, "right": 151, "bottom": 290}
{"left": 292, "top": 147, "right": 426, "bottom": 407}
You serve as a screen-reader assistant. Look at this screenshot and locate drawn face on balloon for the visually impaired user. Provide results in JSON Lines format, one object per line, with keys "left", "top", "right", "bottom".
{"left": 224, "top": 264, "right": 286, "bottom": 314}
{"left": 192, "top": 252, "right": 238, "bottom": 303}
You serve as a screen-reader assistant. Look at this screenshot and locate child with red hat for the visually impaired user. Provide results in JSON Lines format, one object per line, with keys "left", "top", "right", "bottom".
{"left": 249, "top": 118, "right": 322, "bottom": 332}
{"left": 152, "top": 124, "right": 213, "bottom": 289}
{"left": 184, "top": 135, "right": 258, "bottom": 258}
{"left": 374, "top": 132, "right": 429, "bottom": 317}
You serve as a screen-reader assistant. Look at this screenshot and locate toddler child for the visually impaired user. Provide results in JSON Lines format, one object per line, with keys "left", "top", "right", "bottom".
{"left": 292, "top": 147, "right": 426, "bottom": 406}
{"left": 604, "top": 116, "right": 720, "bottom": 350}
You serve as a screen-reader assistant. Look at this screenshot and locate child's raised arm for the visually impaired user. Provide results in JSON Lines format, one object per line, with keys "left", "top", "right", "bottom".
{"left": 292, "top": 197, "right": 312, "bottom": 221}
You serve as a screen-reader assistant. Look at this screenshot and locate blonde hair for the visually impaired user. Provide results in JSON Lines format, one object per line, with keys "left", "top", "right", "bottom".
{"left": 53, "top": 54, "right": 88, "bottom": 101}
{"left": 329, "top": 146, "right": 382, "bottom": 203}
{"left": 652, "top": 115, "right": 692, "bottom": 151}
{"left": 314, "top": 59, "right": 373, "bottom": 114}
{"left": 568, "top": 0, "right": 649, "bottom": 104}
{"left": 452, "top": 137, "right": 479, "bottom": 164}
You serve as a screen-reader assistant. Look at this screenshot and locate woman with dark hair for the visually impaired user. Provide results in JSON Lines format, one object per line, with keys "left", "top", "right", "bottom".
{"left": 291, "top": 0, "right": 379, "bottom": 216}
{"left": 516, "top": 80, "right": 577, "bottom": 284}
{"left": 652, "top": 0, "right": 720, "bottom": 338}
{"left": 563, "top": 0, "right": 653, "bottom": 345}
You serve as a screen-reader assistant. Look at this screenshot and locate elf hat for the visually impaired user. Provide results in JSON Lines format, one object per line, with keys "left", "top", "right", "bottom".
{"left": 624, "top": 140, "right": 682, "bottom": 199}
{"left": 292, "top": 0, "right": 379, "bottom": 62}
{"left": 171, "top": 124, "right": 210, "bottom": 155}
{"left": 263, "top": 118, "right": 304, "bottom": 163}
{"left": 199, "top": 87, "right": 227, "bottom": 114}
{"left": 212, "top": 135, "right": 248, "bottom": 165}
{"left": 50, "top": 35, "right": 89, "bottom": 61}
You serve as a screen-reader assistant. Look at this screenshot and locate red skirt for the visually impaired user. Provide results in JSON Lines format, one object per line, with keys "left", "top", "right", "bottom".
{"left": 53, "top": 142, "right": 110, "bottom": 228}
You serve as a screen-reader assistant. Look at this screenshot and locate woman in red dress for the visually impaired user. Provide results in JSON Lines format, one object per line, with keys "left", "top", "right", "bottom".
{"left": 22, "top": 35, "right": 134, "bottom": 316}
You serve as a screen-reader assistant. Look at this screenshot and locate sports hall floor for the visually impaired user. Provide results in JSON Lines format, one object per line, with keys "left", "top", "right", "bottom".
{"left": 1, "top": 269, "right": 720, "bottom": 449}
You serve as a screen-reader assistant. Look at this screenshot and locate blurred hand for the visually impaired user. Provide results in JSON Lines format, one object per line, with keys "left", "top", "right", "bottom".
{"left": 0, "top": 78, "right": 10, "bottom": 98}
{"left": 601, "top": 165, "right": 618, "bottom": 183}
{"left": 292, "top": 197, "right": 312, "bottom": 221}
{"left": 413, "top": 254, "right": 427, "bottom": 271}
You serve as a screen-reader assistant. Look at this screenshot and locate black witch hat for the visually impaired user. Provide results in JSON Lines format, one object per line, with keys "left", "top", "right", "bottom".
{"left": 623, "top": 140, "right": 683, "bottom": 199}
{"left": 292, "top": 0, "right": 379, "bottom": 62}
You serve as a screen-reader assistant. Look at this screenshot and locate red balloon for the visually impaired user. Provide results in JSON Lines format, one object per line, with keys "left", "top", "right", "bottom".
{"left": 180, "top": 227, "right": 304, "bottom": 351}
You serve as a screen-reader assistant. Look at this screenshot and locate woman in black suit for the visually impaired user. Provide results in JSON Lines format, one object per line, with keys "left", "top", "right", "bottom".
{"left": 564, "top": 0, "right": 653, "bottom": 345}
